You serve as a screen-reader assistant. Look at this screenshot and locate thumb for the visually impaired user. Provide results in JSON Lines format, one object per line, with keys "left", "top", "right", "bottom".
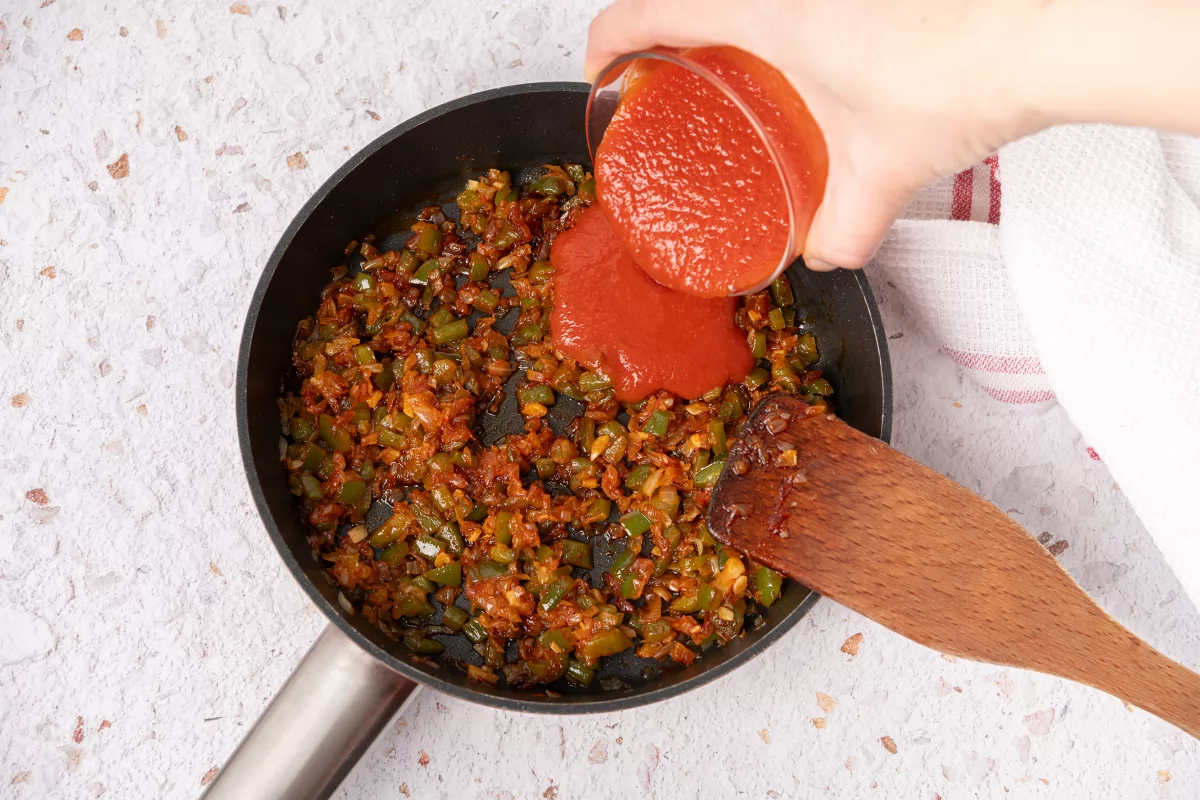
{"left": 801, "top": 162, "right": 916, "bottom": 271}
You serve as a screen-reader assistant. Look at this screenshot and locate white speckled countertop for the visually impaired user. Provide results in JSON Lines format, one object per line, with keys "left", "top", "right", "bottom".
{"left": 2, "top": 1, "right": 1198, "bottom": 798}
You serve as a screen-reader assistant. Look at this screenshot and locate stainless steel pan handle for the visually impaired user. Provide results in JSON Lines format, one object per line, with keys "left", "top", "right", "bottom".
{"left": 202, "top": 623, "right": 420, "bottom": 800}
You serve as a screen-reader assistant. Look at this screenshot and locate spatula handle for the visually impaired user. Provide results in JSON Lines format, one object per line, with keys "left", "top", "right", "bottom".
{"left": 1070, "top": 627, "right": 1200, "bottom": 739}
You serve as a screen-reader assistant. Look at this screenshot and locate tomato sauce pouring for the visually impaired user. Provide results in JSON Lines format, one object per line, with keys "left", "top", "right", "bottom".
{"left": 552, "top": 46, "right": 827, "bottom": 400}
{"left": 550, "top": 206, "right": 754, "bottom": 402}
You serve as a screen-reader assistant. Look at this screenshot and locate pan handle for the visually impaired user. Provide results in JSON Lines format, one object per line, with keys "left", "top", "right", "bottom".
{"left": 202, "top": 623, "right": 420, "bottom": 800}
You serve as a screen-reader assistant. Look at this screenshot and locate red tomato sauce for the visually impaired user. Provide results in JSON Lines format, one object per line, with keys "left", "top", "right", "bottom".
{"left": 550, "top": 206, "right": 755, "bottom": 401}
{"left": 595, "top": 47, "right": 828, "bottom": 298}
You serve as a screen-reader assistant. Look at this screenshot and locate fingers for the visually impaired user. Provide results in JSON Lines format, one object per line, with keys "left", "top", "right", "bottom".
{"left": 584, "top": 0, "right": 918, "bottom": 271}
{"left": 584, "top": 0, "right": 751, "bottom": 81}
{"left": 802, "top": 163, "right": 917, "bottom": 271}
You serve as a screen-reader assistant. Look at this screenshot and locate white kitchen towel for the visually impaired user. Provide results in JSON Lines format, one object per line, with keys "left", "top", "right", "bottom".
{"left": 883, "top": 153, "right": 1056, "bottom": 406}
{"left": 1000, "top": 125, "right": 1200, "bottom": 604}
{"left": 871, "top": 126, "right": 1200, "bottom": 604}
{"left": 874, "top": 219, "right": 1053, "bottom": 405}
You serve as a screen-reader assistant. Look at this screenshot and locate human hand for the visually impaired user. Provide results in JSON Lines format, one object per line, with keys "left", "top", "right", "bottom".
{"left": 585, "top": 0, "right": 1051, "bottom": 270}
{"left": 585, "top": 0, "right": 1118, "bottom": 271}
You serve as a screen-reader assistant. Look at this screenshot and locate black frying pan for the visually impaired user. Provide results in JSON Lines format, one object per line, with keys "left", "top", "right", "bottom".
{"left": 215, "top": 82, "right": 892, "bottom": 800}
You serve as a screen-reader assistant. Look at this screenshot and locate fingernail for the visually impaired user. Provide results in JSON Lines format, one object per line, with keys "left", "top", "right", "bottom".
{"left": 803, "top": 257, "right": 837, "bottom": 272}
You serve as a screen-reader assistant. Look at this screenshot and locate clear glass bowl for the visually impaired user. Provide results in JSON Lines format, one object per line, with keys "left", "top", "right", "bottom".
{"left": 585, "top": 48, "right": 800, "bottom": 296}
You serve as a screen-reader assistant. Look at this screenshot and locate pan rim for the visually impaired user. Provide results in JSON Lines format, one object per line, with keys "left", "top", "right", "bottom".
{"left": 236, "top": 81, "right": 893, "bottom": 714}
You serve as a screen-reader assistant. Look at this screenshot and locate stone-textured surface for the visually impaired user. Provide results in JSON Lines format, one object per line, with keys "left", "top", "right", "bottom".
{"left": 2, "top": 1, "right": 1198, "bottom": 798}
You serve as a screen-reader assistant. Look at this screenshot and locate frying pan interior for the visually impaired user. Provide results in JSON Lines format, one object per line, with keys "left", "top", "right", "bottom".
{"left": 238, "top": 82, "right": 892, "bottom": 712}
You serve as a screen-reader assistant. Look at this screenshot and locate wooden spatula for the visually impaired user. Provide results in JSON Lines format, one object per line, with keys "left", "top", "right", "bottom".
{"left": 708, "top": 393, "right": 1200, "bottom": 738}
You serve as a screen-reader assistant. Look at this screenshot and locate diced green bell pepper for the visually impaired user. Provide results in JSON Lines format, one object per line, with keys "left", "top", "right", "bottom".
{"left": 643, "top": 410, "right": 670, "bottom": 437}
{"left": 319, "top": 414, "right": 352, "bottom": 453}
{"left": 423, "top": 562, "right": 462, "bottom": 587}
{"left": 561, "top": 539, "right": 593, "bottom": 569}
{"left": 694, "top": 461, "right": 723, "bottom": 488}
{"left": 565, "top": 659, "right": 595, "bottom": 686}
{"left": 539, "top": 577, "right": 573, "bottom": 612}
{"left": 620, "top": 510, "right": 651, "bottom": 536}
{"left": 577, "top": 629, "right": 632, "bottom": 660}
{"left": 756, "top": 566, "right": 783, "bottom": 607}
{"left": 336, "top": 479, "right": 365, "bottom": 505}
{"left": 403, "top": 635, "right": 444, "bottom": 655}
{"left": 442, "top": 605, "right": 469, "bottom": 631}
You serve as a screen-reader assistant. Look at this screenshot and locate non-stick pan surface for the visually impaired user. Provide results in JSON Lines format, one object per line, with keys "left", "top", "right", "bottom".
{"left": 237, "top": 82, "right": 892, "bottom": 713}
